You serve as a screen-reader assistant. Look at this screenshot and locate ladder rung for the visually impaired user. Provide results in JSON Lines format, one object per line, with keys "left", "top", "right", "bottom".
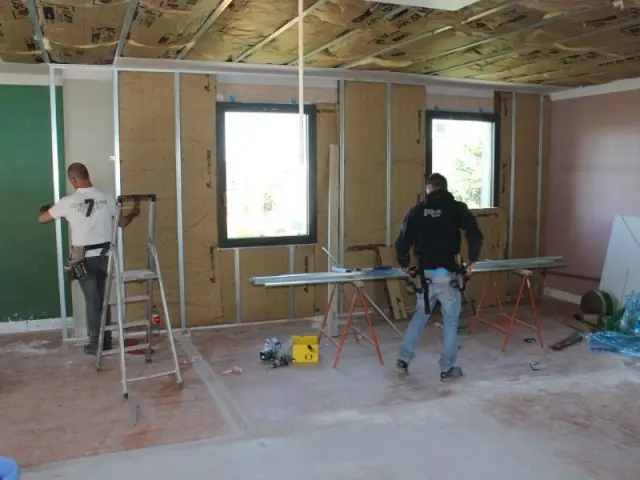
{"left": 128, "top": 370, "right": 176, "bottom": 383}
{"left": 109, "top": 295, "right": 150, "bottom": 306}
{"left": 121, "top": 270, "right": 157, "bottom": 282}
{"left": 104, "top": 320, "right": 149, "bottom": 331}
{"left": 102, "top": 343, "right": 150, "bottom": 356}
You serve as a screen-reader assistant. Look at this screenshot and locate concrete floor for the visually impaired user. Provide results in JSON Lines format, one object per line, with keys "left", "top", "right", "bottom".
{"left": 2, "top": 299, "right": 639, "bottom": 479}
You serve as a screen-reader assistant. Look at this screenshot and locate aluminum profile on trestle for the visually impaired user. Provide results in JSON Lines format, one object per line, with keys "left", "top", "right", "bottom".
{"left": 251, "top": 256, "right": 566, "bottom": 288}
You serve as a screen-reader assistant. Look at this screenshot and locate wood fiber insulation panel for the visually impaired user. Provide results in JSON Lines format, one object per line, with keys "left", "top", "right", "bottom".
{"left": 492, "top": 92, "right": 517, "bottom": 301}
{"left": 540, "top": 96, "right": 552, "bottom": 258}
{"left": 179, "top": 74, "right": 227, "bottom": 326}
{"left": 294, "top": 245, "right": 316, "bottom": 319}
{"left": 496, "top": 91, "right": 548, "bottom": 299}
{"left": 390, "top": 84, "right": 427, "bottom": 310}
{"left": 496, "top": 92, "right": 513, "bottom": 222}
{"left": 240, "top": 248, "right": 290, "bottom": 323}
{"left": 344, "top": 81, "right": 387, "bottom": 303}
{"left": 512, "top": 93, "right": 542, "bottom": 259}
{"left": 118, "top": 71, "right": 180, "bottom": 327}
{"left": 313, "top": 105, "right": 339, "bottom": 315}
{"left": 463, "top": 208, "right": 508, "bottom": 305}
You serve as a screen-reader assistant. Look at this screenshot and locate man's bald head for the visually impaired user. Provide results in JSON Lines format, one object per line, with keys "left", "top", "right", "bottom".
{"left": 67, "top": 163, "right": 92, "bottom": 188}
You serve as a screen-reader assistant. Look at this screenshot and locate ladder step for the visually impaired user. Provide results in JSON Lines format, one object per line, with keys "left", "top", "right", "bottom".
{"left": 102, "top": 343, "right": 151, "bottom": 356}
{"left": 109, "top": 295, "right": 150, "bottom": 306}
{"left": 104, "top": 320, "right": 149, "bottom": 331}
{"left": 121, "top": 269, "right": 158, "bottom": 282}
{"left": 128, "top": 370, "right": 176, "bottom": 383}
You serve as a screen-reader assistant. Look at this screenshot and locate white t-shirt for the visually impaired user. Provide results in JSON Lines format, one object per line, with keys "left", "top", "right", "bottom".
{"left": 50, "top": 187, "right": 116, "bottom": 257}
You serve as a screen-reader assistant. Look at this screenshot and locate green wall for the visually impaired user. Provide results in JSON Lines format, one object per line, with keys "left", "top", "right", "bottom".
{"left": 0, "top": 85, "right": 70, "bottom": 321}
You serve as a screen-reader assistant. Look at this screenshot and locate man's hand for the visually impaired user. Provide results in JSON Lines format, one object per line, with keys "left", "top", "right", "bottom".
{"left": 405, "top": 265, "right": 418, "bottom": 276}
{"left": 38, "top": 205, "right": 54, "bottom": 224}
{"left": 128, "top": 201, "right": 141, "bottom": 218}
{"left": 466, "top": 262, "right": 476, "bottom": 279}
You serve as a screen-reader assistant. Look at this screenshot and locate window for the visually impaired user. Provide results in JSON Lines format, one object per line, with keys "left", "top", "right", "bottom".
{"left": 216, "top": 103, "right": 317, "bottom": 248}
{"left": 426, "top": 111, "right": 499, "bottom": 209}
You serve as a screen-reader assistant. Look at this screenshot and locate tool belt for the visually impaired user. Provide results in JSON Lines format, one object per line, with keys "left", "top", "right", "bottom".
{"left": 405, "top": 257, "right": 471, "bottom": 314}
{"left": 65, "top": 242, "right": 110, "bottom": 281}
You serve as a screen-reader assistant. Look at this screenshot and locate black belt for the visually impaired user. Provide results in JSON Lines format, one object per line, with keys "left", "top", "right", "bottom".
{"left": 81, "top": 242, "right": 110, "bottom": 255}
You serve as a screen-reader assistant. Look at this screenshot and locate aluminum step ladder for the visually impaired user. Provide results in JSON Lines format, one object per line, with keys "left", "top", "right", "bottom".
{"left": 96, "top": 194, "right": 183, "bottom": 399}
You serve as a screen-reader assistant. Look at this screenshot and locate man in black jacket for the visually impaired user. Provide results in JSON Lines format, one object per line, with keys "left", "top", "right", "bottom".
{"left": 395, "top": 173, "right": 484, "bottom": 381}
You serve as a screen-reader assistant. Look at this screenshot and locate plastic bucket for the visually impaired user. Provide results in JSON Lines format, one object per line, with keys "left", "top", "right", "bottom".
{"left": 0, "top": 456, "right": 20, "bottom": 480}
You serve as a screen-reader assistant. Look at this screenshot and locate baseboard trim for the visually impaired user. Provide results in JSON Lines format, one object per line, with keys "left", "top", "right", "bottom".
{"left": 0, "top": 317, "right": 74, "bottom": 334}
{"left": 544, "top": 288, "right": 581, "bottom": 305}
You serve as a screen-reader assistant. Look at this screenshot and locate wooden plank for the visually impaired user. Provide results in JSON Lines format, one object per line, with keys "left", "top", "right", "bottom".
{"left": 496, "top": 92, "right": 513, "bottom": 222}
{"left": 313, "top": 105, "right": 338, "bottom": 316}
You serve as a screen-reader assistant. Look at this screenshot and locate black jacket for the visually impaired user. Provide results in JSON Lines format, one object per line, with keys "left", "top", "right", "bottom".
{"left": 395, "top": 191, "right": 484, "bottom": 272}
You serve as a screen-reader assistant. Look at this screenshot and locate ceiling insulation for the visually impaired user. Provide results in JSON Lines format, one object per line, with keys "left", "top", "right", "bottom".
{"left": 1, "top": 0, "right": 640, "bottom": 86}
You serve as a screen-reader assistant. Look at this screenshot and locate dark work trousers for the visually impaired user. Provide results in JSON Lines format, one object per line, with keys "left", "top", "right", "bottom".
{"left": 78, "top": 255, "right": 111, "bottom": 346}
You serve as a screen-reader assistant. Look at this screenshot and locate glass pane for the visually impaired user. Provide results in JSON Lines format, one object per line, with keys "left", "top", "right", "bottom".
{"left": 224, "top": 111, "right": 309, "bottom": 239}
{"left": 431, "top": 119, "right": 495, "bottom": 209}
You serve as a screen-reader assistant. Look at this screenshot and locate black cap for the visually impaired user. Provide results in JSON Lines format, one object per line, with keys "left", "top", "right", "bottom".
{"left": 426, "top": 173, "right": 448, "bottom": 191}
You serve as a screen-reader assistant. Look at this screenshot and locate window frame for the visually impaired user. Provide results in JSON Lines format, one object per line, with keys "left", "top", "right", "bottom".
{"left": 215, "top": 102, "right": 318, "bottom": 249}
{"left": 425, "top": 110, "right": 501, "bottom": 208}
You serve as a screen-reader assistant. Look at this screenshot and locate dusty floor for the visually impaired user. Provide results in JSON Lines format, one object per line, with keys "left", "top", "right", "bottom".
{"left": 1, "top": 298, "right": 639, "bottom": 479}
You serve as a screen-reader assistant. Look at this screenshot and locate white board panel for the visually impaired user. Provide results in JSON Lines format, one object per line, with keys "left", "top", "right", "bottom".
{"left": 599, "top": 215, "right": 640, "bottom": 306}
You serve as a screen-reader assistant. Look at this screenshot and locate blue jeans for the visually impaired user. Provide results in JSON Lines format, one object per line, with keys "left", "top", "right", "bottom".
{"left": 397, "top": 269, "right": 462, "bottom": 373}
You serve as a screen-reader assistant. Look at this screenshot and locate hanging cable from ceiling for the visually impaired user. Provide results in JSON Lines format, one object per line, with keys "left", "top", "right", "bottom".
{"left": 298, "top": 0, "right": 305, "bottom": 170}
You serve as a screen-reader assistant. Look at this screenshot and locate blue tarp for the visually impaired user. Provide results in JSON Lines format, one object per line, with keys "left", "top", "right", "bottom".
{"left": 586, "top": 331, "right": 640, "bottom": 357}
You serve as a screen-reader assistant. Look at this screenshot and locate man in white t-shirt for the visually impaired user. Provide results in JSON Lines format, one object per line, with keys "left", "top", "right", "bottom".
{"left": 39, "top": 163, "right": 139, "bottom": 355}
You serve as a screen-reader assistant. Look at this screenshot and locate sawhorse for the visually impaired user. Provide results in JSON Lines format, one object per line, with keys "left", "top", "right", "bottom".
{"left": 470, "top": 269, "right": 544, "bottom": 352}
{"left": 317, "top": 281, "right": 385, "bottom": 368}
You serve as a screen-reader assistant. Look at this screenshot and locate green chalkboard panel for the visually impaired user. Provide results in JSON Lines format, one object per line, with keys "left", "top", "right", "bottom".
{"left": 0, "top": 85, "right": 69, "bottom": 321}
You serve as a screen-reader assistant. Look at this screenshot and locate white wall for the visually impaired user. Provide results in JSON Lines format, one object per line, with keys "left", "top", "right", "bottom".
{"left": 62, "top": 78, "right": 115, "bottom": 338}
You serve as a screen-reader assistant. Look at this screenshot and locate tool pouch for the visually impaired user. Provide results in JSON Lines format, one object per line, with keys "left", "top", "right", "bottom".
{"left": 66, "top": 246, "right": 88, "bottom": 281}
{"left": 450, "top": 258, "right": 470, "bottom": 292}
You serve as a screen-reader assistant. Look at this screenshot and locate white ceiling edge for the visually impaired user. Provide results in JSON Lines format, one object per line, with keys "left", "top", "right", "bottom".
{"left": 426, "top": 85, "right": 494, "bottom": 98}
{"left": 0, "top": 58, "right": 569, "bottom": 94}
{"left": 550, "top": 76, "right": 640, "bottom": 101}
{"left": 111, "top": 57, "right": 564, "bottom": 94}
{"left": 216, "top": 73, "right": 337, "bottom": 89}
{"left": 368, "top": 0, "right": 482, "bottom": 10}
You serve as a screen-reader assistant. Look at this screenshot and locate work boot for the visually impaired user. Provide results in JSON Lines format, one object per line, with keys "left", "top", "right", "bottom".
{"left": 440, "top": 366, "right": 463, "bottom": 382}
{"left": 396, "top": 359, "right": 409, "bottom": 374}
